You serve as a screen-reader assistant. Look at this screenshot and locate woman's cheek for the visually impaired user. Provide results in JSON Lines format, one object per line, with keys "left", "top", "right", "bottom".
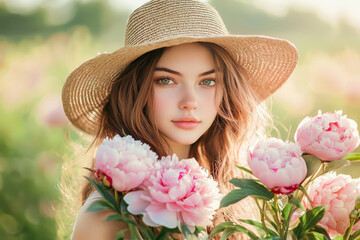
{"left": 152, "top": 88, "right": 176, "bottom": 115}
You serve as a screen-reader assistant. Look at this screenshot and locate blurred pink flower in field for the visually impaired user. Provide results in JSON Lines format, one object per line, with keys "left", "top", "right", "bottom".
{"left": 295, "top": 110, "right": 360, "bottom": 161}
{"left": 36, "top": 95, "right": 68, "bottom": 127}
{"left": 304, "top": 172, "right": 360, "bottom": 237}
{"left": 95, "top": 135, "right": 157, "bottom": 192}
{"left": 124, "top": 155, "right": 221, "bottom": 232}
{"left": 1, "top": 58, "right": 47, "bottom": 109}
{"left": 248, "top": 138, "right": 307, "bottom": 194}
{"left": 345, "top": 79, "right": 360, "bottom": 102}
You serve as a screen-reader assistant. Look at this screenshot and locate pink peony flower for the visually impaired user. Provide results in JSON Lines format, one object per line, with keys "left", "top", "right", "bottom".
{"left": 248, "top": 138, "right": 307, "bottom": 194}
{"left": 304, "top": 172, "right": 360, "bottom": 237}
{"left": 95, "top": 135, "right": 157, "bottom": 192}
{"left": 36, "top": 95, "right": 68, "bottom": 127}
{"left": 123, "top": 155, "right": 222, "bottom": 232}
{"left": 295, "top": 110, "right": 360, "bottom": 161}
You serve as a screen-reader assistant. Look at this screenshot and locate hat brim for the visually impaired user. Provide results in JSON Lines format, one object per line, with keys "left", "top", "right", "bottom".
{"left": 62, "top": 35, "right": 298, "bottom": 134}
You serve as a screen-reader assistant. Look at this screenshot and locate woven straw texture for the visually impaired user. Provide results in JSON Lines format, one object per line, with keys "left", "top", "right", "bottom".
{"left": 62, "top": 0, "right": 298, "bottom": 135}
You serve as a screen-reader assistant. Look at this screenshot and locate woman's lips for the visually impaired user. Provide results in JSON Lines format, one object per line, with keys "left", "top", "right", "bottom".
{"left": 172, "top": 117, "right": 200, "bottom": 129}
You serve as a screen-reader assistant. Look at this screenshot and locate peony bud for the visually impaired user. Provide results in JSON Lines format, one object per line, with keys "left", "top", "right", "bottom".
{"left": 95, "top": 135, "right": 157, "bottom": 192}
{"left": 355, "top": 196, "right": 360, "bottom": 210}
{"left": 295, "top": 110, "right": 359, "bottom": 161}
{"left": 350, "top": 209, "right": 359, "bottom": 220}
{"left": 92, "top": 169, "right": 113, "bottom": 188}
{"left": 248, "top": 138, "right": 307, "bottom": 194}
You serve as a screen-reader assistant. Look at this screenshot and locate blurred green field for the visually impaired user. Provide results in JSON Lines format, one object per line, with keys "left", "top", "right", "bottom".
{"left": 0, "top": 0, "right": 359, "bottom": 239}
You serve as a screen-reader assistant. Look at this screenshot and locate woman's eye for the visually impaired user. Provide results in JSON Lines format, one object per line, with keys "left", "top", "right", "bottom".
{"left": 157, "top": 78, "right": 175, "bottom": 85}
{"left": 200, "top": 79, "right": 216, "bottom": 86}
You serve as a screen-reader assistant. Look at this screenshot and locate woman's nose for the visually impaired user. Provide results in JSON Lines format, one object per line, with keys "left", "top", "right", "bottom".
{"left": 178, "top": 87, "right": 198, "bottom": 111}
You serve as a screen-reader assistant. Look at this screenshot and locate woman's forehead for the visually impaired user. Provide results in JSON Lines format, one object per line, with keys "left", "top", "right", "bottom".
{"left": 155, "top": 43, "right": 215, "bottom": 74}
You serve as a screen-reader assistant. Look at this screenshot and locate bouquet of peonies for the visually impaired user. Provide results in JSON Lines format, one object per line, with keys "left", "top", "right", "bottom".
{"left": 86, "top": 135, "right": 222, "bottom": 240}
{"left": 212, "top": 110, "right": 360, "bottom": 240}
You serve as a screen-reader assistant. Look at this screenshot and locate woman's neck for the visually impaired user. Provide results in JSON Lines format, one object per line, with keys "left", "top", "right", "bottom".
{"left": 166, "top": 140, "right": 190, "bottom": 160}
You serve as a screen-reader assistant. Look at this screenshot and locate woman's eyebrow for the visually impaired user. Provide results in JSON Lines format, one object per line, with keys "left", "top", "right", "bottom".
{"left": 154, "top": 67, "right": 215, "bottom": 77}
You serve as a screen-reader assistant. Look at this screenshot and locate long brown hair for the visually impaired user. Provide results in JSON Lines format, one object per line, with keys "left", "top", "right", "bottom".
{"left": 81, "top": 42, "right": 269, "bottom": 239}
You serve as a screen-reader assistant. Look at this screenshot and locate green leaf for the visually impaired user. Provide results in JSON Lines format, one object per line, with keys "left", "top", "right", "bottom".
{"left": 303, "top": 206, "right": 325, "bottom": 230}
{"left": 229, "top": 178, "right": 264, "bottom": 190}
{"left": 120, "top": 198, "right": 130, "bottom": 215}
{"left": 181, "top": 223, "right": 191, "bottom": 238}
{"left": 269, "top": 202, "right": 278, "bottom": 214}
{"left": 87, "top": 199, "right": 115, "bottom": 212}
{"left": 85, "top": 176, "right": 120, "bottom": 213}
{"left": 282, "top": 202, "right": 293, "bottom": 221}
{"left": 240, "top": 219, "right": 278, "bottom": 236}
{"left": 194, "top": 226, "right": 206, "bottom": 236}
{"left": 128, "top": 224, "right": 139, "bottom": 240}
{"left": 293, "top": 206, "right": 325, "bottom": 239}
{"left": 304, "top": 232, "right": 317, "bottom": 240}
{"left": 322, "top": 159, "right": 350, "bottom": 174}
{"left": 155, "top": 228, "right": 169, "bottom": 240}
{"left": 311, "top": 232, "right": 326, "bottom": 240}
{"left": 269, "top": 221, "right": 278, "bottom": 233}
{"left": 221, "top": 179, "right": 273, "bottom": 207}
{"left": 310, "top": 226, "right": 331, "bottom": 240}
{"left": 210, "top": 222, "right": 259, "bottom": 239}
{"left": 332, "top": 236, "right": 343, "bottom": 240}
{"left": 115, "top": 229, "right": 128, "bottom": 240}
{"left": 106, "top": 214, "right": 137, "bottom": 224}
{"left": 220, "top": 189, "right": 250, "bottom": 208}
{"left": 290, "top": 195, "right": 304, "bottom": 210}
{"left": 219, "top": 228, "right": 239, "bottom": 240}
{"left": 264, "top": 237, "right": 281, "bottom": 240}
{"left": 156, "top": 227, "right": 180, "bottom": 240}
{"left": 303, "top": 155, "right": 322, "bottom": 178}
{"left": 349, "top": 229, "right": 360, "bottom": 240}
{"left": 106, "top": 214, "right": 157, "bottom": 239}
{"left": 243, "top": 228, "right": 260, "bottom": 240}
{"left": 235, "top": 165, "right": 254, "bottom": 175}
{"left": 343, "top": 153, "right": 360, "bottom": 161}
{"left": 210, "top": 222, "right": 238, "bottom": 236}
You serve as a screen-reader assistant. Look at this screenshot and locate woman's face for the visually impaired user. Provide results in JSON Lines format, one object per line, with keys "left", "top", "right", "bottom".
{"left": 148, "top": 43, "right": 221, "bottom": 148}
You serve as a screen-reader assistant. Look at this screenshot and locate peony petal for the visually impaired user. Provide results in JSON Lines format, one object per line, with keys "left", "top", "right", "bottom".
{"left": 123, "top": 191, "right": 150, "bottom": 215}
{"left": 142, "top": 213, "right": 161, "bottom": 227}
{"left": 146, "top": 204, "right": 178, "bottom": 229}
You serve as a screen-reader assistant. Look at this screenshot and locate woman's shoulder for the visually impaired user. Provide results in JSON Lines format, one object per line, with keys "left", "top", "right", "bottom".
{"left": 71, "top": 193, "right": 129, "bottom": 240}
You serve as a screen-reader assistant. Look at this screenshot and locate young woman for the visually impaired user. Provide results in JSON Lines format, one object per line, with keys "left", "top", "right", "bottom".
{"left": 62, "top": 0, "right": 298, "bottom": 239}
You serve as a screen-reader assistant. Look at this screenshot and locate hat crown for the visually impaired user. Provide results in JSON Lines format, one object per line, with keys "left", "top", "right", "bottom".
{"left": 125, "top": 0, "right": 228, "bottom": 46}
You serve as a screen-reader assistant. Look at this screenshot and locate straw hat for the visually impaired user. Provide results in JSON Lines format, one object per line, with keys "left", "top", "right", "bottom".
{"left": 62, "top": 0, "right": 298, "bottom": 135}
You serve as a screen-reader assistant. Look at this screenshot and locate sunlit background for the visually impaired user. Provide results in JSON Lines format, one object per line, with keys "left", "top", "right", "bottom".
{"left": 0, "top": 0, "right": 359, "bottom": 239}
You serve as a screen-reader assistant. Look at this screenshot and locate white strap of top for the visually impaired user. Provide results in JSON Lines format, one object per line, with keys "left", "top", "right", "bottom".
{"left": 70, "top": 191, "right": 143, "bottom": 240}
{"left": 69, "top": 191, "right": 103, "bottom": 240}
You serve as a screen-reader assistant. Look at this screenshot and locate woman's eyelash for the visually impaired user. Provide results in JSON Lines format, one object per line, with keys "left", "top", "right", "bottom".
{"left": 154, "top": 76, "right": 216, "bottom": 85}
{"left": 155, "top": 76, "right": 175, "bottom": 85}
{"left": 200, "top": 78, "right": 216, "bottom": 86}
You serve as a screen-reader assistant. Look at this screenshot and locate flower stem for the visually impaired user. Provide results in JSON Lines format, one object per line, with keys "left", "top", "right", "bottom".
{"left": 294, "top": 162, "right": 324, "bottom": 209}
{"left": 343, "top": 218, "right": 356, "bottom": 240}
{"left": 115, "top": 190, "right": 119, "bottom": 206}
{"left": 283, "top": 204, "right": 296, "bottom": 240}
{"left": 274, "top": 195, "right": 284, "bottom": 239}
{"left": 299, "top": 186, "right": 314, "bottom": 209}
{"left": 255, "top": 198, "right": 270, "bottom": 237}
{"left": 303, "top": 162, "right": 324, "bottom": 190}
{"left": 128, "top": 222, "right": 143, "bottom": 240}
{"left": 261, "top": 200, "right": 270, "bottom": 236}
{"left": 269, "top": 195, "right": 283, "bottom": 239}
